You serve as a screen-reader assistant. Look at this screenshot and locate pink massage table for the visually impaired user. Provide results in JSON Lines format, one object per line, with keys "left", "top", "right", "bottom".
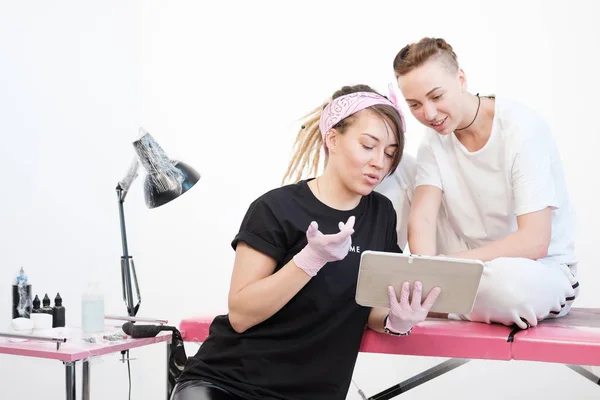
{"left": 179, "top": 307, "right": 600, "bottom": 399}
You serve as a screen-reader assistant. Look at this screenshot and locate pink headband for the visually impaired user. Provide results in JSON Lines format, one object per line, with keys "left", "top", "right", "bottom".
{"left": 318, "top": 87, "right": 406, "bottom": 150}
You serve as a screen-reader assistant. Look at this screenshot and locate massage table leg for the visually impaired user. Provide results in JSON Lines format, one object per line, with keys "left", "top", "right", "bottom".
{"left": 367, "top": 358, "right": 470, "bottom": 399}
{"left": 365, "top": 362, "right": 599, "bottom": 399}
{"left": 566, "top": 365, "right": 600, "bottom": 385}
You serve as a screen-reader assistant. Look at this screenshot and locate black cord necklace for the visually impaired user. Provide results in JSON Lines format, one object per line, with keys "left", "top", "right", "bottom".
{"left": 455, "top": 93, "right": 480, "bottom": 131}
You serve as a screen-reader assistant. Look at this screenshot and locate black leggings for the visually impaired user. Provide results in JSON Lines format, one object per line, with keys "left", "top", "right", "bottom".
{"left": 171, "top": 380, "right": 244, "bottom": 400}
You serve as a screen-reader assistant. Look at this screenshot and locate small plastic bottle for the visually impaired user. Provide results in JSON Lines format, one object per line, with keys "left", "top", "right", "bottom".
{"left": 81, "top": 282, "right": 104, "bottom": 334}
{"left": 32, "top": 295, "right": 42, "bottom": 314}
{"left": 52, "top": 293, "right": 66, "bottom": 328}
{"left": 30, "top": 294, "right": 52, "bottom": 330}
{"left": 41, "top": 294, "right": 53, "bottom": 315}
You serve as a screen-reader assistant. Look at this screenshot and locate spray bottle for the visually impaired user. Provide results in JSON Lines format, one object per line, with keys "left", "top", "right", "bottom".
{"left": 12, "top": 267, "right": 32, "bottom": 319}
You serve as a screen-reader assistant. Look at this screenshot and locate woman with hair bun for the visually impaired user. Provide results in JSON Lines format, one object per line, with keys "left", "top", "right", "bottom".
{"left": 390, "top": 37, "right": 579, "bottom": 330}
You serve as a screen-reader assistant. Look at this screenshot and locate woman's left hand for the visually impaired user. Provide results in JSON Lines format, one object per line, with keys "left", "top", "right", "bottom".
{"left": 386, "top": 281, "right": 441, "bottom": 334}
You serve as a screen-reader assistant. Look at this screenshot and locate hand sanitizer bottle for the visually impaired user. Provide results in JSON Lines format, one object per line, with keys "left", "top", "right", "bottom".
{"left": 82, "top": 282, "right": 104, "bottom": 334}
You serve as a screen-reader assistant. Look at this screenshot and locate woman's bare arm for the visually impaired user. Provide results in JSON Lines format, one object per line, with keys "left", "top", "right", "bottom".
{"left": 227, "top": 242, "right": 311, "bottom": 333}
{"left": 407, "top": 185, "right": 443, "bottom": 256}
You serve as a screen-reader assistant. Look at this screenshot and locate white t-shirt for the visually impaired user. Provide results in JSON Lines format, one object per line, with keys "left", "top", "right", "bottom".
{"left": 415, "top": 95, "right": 577, "bottom": 266}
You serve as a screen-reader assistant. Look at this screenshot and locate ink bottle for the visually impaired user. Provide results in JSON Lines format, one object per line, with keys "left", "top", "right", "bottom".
{"left": 41, "top": 294, "right": 53, "bottom": 315}
{"left": 52, "top": 293, "right": 66, "bottom": 328}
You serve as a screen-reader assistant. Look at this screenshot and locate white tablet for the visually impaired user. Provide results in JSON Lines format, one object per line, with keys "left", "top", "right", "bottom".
{"left": 355, "top": 251, "right": 484, "bottom": 315}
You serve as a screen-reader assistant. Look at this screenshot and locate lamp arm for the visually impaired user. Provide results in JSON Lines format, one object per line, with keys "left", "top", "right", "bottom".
{"left": 116, "top": 157, "right": 142, "bottom": 317}
{"left": 117, "top": 157, "right": 140, "bottom": 202}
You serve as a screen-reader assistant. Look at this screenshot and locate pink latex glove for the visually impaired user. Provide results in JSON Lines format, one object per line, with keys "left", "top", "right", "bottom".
{"left": 386, "top": 281, "right": 441, "bottom": 334}
{"left": 293, "top": 216, "right": 355, "bottom": 277}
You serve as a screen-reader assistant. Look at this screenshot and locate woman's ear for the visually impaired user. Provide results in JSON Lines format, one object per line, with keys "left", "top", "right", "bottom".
{"left": 325, "top": 129, "right": 338, "bottom": 152}
{"left": 458, "top": 68, "right": 467, "bottom": 92}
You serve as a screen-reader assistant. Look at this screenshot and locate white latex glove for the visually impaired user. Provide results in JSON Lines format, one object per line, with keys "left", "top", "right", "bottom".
{"left": 454, "top": 257, "right": 575, "bottom": 329}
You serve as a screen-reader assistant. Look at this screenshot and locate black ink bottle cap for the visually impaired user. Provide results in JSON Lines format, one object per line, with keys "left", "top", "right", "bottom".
{"left": 54, "top": 293, "right": 63, "bottom": 307}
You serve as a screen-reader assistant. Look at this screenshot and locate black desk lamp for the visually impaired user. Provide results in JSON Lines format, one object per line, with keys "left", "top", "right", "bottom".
{"left": 115, "top": 128, "right": 200, "bottom": 317}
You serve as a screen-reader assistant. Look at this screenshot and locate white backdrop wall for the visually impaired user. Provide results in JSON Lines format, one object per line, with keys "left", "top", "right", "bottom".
{"left": 1, "top": 1, "right": 599, "bottom": 399}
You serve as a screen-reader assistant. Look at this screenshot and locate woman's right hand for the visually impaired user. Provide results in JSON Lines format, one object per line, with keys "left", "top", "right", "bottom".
{"left": 293, "top": 216, "right": 355, "bottom": 277}
{"left": 386, "top": 281, "right": 441, "bottom": 334}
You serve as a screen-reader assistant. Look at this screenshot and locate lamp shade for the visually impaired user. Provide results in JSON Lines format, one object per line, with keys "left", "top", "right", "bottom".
{"left": 132, "top": 130, "right": 201, "bottom": 209}
{"left": 143, "top": 160, "right": 200, "bottom": 208}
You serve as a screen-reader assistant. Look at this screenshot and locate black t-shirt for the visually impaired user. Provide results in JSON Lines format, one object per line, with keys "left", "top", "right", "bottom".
{"left": 178, "top": 179, "right": 402, "bottom": 400}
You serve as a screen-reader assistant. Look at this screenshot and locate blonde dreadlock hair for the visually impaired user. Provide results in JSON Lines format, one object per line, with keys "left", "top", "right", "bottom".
{"left": 281, "top": 84, "right": 405, "bottom": 185}
{"left": 281, "top": 101, "right": 328, "bottom": 185}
